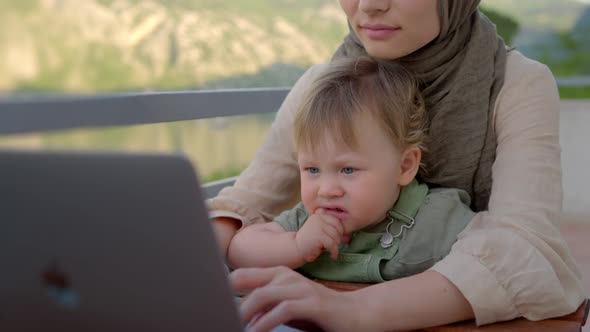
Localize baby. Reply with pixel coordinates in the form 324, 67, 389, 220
227, 56, 474, 283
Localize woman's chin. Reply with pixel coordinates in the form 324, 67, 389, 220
363, 45, 407, 60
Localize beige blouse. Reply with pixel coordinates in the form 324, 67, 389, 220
207, 50, 586, 325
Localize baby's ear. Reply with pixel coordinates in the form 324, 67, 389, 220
399, 146, 421, 186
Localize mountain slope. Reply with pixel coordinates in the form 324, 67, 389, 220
0, 0, 347, 92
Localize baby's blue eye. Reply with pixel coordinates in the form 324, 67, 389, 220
307, 167, 319, 174
341, 167, 355, 174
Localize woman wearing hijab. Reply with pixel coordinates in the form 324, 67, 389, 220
208, 1, 586, 330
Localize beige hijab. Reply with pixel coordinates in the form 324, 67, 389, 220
333, 0, 508, 211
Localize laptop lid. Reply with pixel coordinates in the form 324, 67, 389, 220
0, 149, 243, 331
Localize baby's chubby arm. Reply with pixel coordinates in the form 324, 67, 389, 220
227, 209, 348, 269
227, 222, 306, 269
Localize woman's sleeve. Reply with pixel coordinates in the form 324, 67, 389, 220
207, 64, 326, 227
431, 51, 586, 325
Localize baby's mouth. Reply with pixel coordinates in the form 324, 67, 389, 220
322, 207, 348, 221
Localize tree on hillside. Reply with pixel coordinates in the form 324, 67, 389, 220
480, 7, 519, 45
535, 6, 590, 76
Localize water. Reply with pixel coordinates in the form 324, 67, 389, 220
0, 114, 275, 183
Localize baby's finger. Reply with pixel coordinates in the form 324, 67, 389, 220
328, 243, 339, 260
322, 217, 345, 239
320, 234, 340, 260
320, 222, 342, 246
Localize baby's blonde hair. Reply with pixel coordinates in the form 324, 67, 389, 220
294, 56, 427, 155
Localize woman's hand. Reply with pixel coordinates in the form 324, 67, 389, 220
295, 208, 348, 261
230, 266, 362, 332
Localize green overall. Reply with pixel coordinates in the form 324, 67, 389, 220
274, 180, 475, 283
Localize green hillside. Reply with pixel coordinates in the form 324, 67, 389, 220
480, 0, 586, 31
0, 0, 576, 94
480, 7, 518, 45
0, 0, 347, 92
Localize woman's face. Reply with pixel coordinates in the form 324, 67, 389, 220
338, 0, 441, 59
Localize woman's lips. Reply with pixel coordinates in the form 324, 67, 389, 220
360, 24, 401, 40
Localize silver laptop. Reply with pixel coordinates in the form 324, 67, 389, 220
0, 149, 245, 331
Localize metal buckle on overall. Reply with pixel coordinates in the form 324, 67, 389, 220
379, 209, 416, 248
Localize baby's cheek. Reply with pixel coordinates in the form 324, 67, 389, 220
300, 185, 314, 205
364, 198, 393, 223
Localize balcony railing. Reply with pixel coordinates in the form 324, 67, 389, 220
0, 82, 588, 204
0, 88, 289, 198
556, 76, 590, 87
2, 75, 587, 135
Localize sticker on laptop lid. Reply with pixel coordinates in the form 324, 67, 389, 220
42, 261, 80, 310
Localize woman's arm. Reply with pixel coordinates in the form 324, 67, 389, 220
231, 267, 473, 332
430, 51, 585, 324
355, 271, 474, 330
228, 222, 305, 268
230, 52, 586, 332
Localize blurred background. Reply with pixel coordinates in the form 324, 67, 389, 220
0, 0, 589, 182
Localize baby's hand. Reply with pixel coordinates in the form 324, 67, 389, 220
295, 208, 349, 262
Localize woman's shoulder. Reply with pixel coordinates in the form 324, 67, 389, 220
506, 49, 550, 72
287, 63, 331, 96
275, 63, 332, 119
302, 63, 331, 79
502, 50, 556, 93
491, 49, 561, 160
301, 63, 332, 84
494, 50, 559, 119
